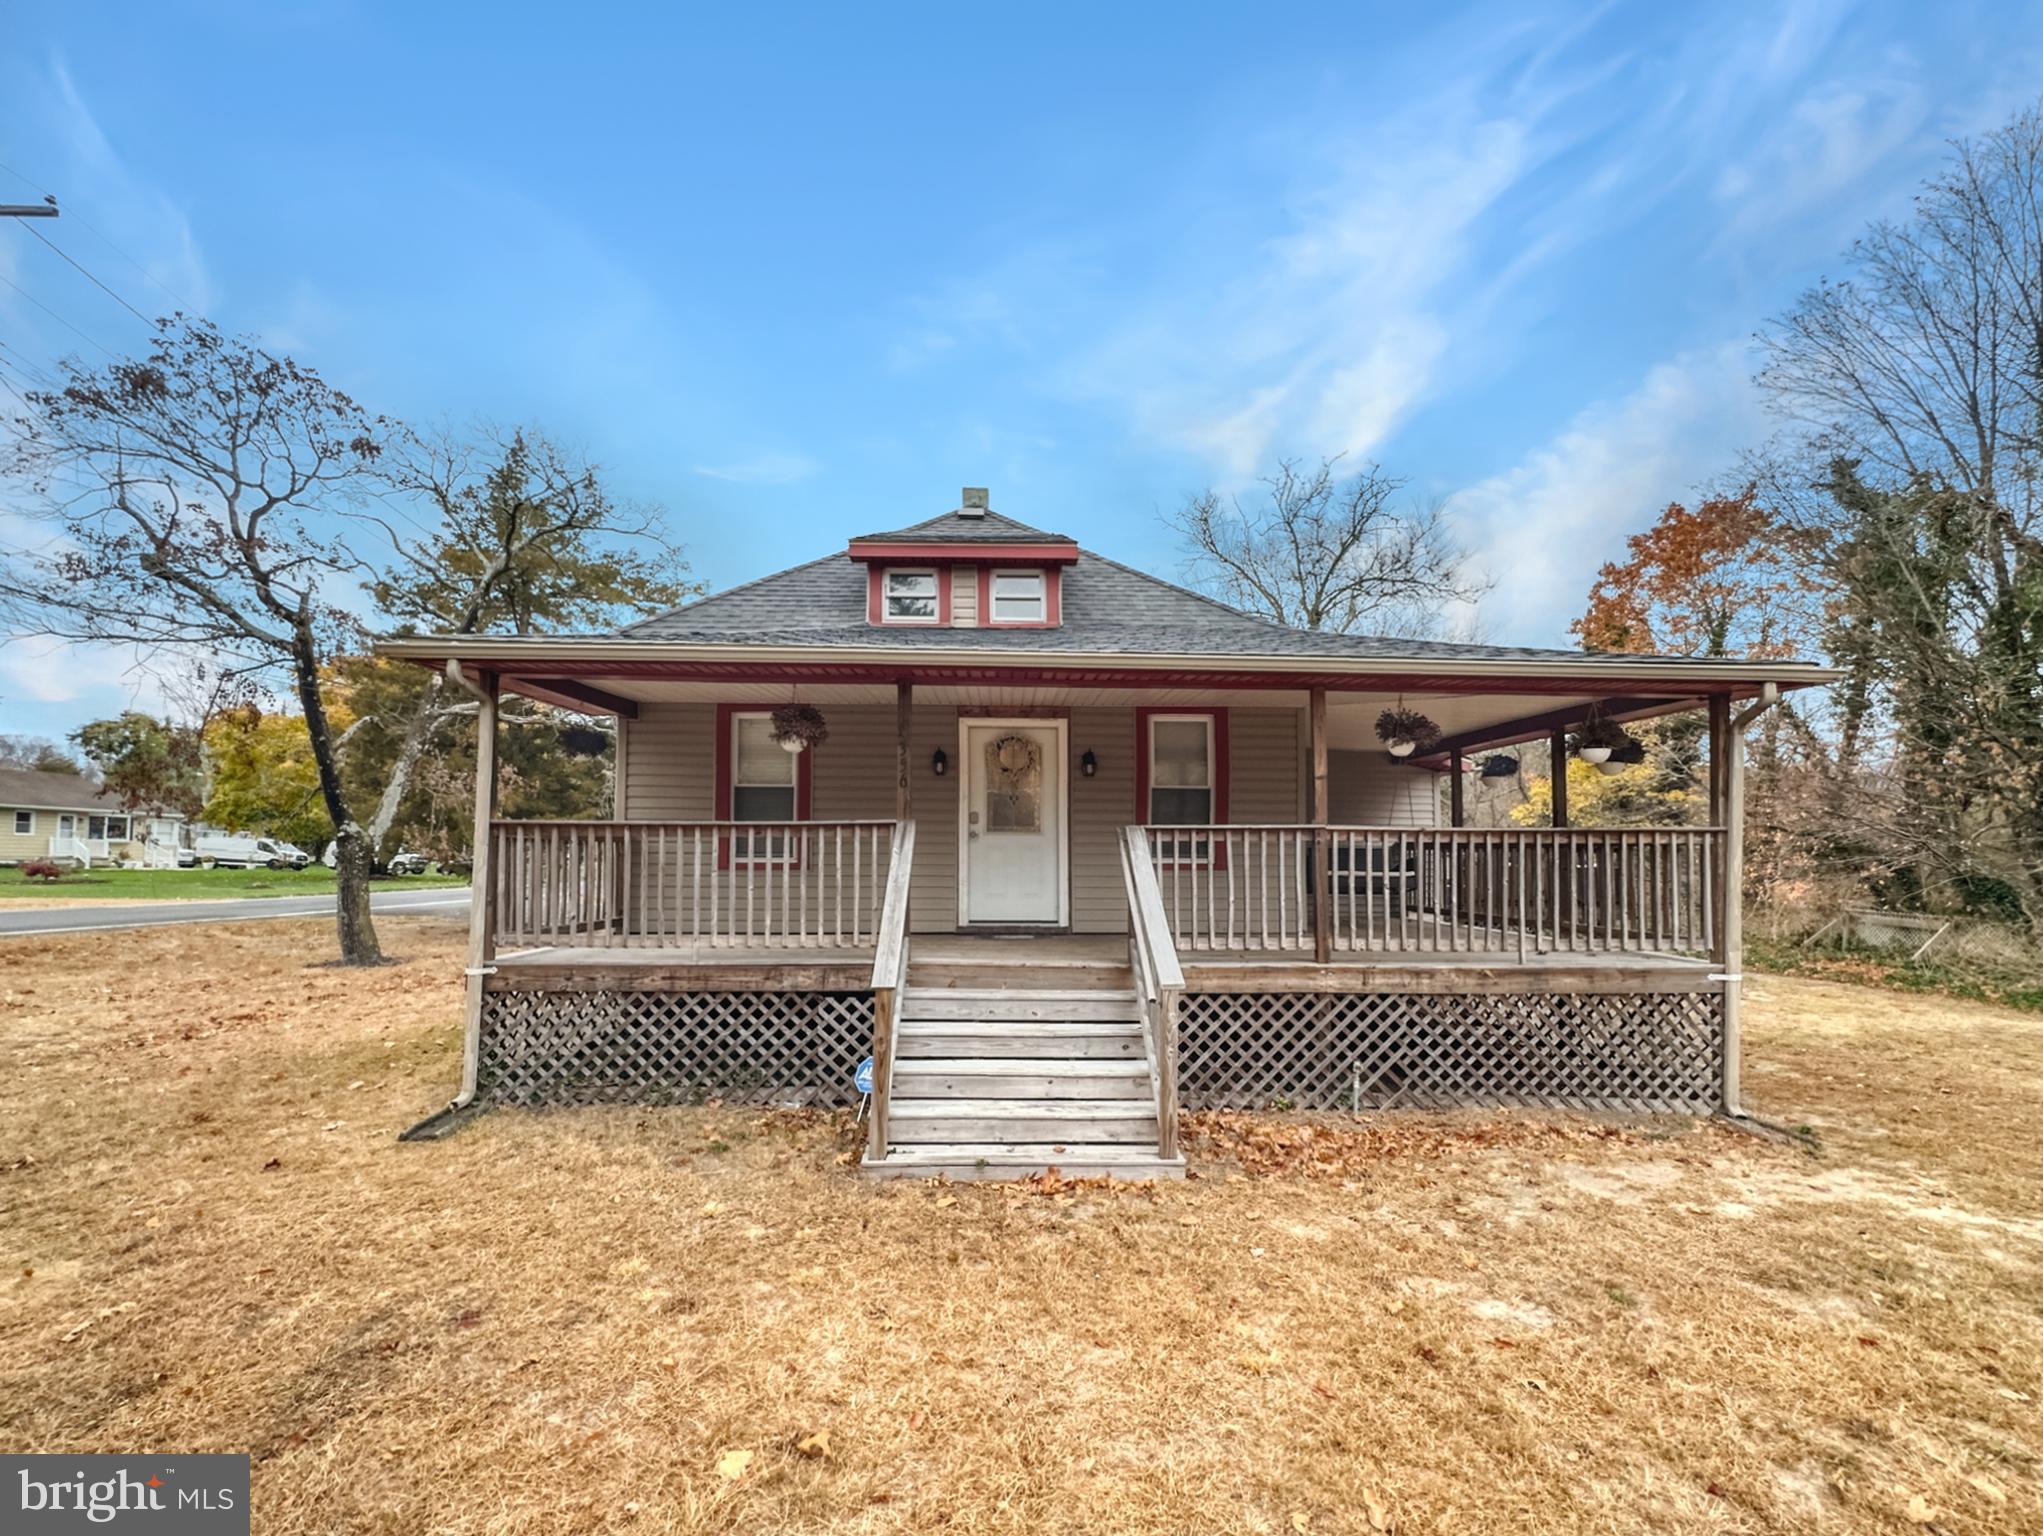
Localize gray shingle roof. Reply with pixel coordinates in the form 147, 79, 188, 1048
0, 766, 162, 815
620, 544, 1641, 662
849, 509, 1077, 545
613, 524, 1824, 672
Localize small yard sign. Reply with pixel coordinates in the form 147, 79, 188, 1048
855, 1056, 874, 1096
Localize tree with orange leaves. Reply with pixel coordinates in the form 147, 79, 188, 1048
1572, 490, 1820, 659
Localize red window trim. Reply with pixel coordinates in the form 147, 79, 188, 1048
1135, 707, 1229, 866
714, 703, 814, 868
868, 565, 954, 626
977, 565, 1060, 628
847, 540, 1078, 565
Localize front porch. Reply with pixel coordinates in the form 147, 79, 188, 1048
418, 662, 1775, 1176
465, 813, 1733, 1175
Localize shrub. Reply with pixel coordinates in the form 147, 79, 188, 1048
21, 858, 65, 881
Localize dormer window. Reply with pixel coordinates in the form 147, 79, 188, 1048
883, 569, 940, 623
990, 570, 1045, 623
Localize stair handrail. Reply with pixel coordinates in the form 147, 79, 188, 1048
866, 819, 917, 1162
1119, 824, 1184, 1159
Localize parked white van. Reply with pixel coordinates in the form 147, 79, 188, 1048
194, 833, 295, 869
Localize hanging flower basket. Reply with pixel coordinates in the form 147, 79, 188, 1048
770, 703, 829, 754
1595, 736, 1648, 776
1570, 707, 1631, 765
1375, 706, 1441, 759
1479, 753, 1519, 779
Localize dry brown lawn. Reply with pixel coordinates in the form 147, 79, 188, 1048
2, 918, 2038, 1535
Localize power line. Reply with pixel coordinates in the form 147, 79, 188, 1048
0, 272, 116, 357
0, 158, 194, 310
14, 220, 154, 324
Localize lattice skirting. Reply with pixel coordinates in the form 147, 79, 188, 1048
1178, 990, 1724, 1114
478, 990, 872, 1107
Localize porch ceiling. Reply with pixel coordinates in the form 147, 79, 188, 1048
514, 675, 1700, 753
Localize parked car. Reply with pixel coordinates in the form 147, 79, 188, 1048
194, 833, 294, 870
272, 841, 313, 869
384, 850, 433, 877
175, 846, 199, 868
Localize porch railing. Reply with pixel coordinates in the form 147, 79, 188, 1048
1119, 825, 1183, 1159
490, 819, 900, 948
865, 820, 916, 1161
1143, 824, 1723, 959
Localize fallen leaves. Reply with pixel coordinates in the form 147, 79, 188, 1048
1363, 1488, 1393, 1531
716, 1449, 753, 1481
795, 1430, 830, 1459
1183, 1110, 1635, 1180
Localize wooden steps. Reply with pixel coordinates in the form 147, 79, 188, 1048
866, 1144, 1187, 1182
863, 971, 1180, 1181
896, 1021, 1144, 1060
892, 1058, 1150, 1099
889, 1098, 1160, 1143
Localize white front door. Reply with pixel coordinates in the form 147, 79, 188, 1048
960, 720, 1065, 924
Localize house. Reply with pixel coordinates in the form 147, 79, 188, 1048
380, 488, 1834, 1177
0, 766, 187, 869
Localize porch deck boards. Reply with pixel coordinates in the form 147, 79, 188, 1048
488, 932, 1717, 994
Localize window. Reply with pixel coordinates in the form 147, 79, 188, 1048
730, 712, 797, 860
1141, 711, 1225, 863
1148, 717, 1213, 825
884, 569, 939, 623
86, 814, 130, 842
983, 733, 1043, 833
990, 570, 1045, 623
12, 811, 31, 836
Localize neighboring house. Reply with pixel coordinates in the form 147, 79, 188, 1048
0, 767, 187, 869
382, 489, 1834, 1177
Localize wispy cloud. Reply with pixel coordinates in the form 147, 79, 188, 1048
1060, 108, 1540, 478
1444, 343, 1769, 644
691, 450, 821, 484
0, 636, 84, 704
1710, 75, 1931, 241
43, 58, 215, 316
883, 24, 1695, 482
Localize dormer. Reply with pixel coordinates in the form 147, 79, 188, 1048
848, 488, 1078, 629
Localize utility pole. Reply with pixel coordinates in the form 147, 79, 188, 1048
0, 196, 58, 219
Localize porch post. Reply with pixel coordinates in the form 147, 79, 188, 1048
1310, 686, 1330, 964
1548, 725, 1570, 945
1707, 693, 1729, 826
1449, 750, 1465, 827
459, 669, 501, 1104
895, 679, 913, 822
1720, 714, 1746, 1115
1548, 726, 1569, 828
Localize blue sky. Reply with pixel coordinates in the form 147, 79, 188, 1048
3, 0, 2041, 740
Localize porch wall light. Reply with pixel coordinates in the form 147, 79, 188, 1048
1081, 749, 1098, 778
931, 748, 948, 777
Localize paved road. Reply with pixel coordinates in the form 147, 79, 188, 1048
0, 886, 472, 937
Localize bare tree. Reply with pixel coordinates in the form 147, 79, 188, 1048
350, 425, 693, 860
1165, 457, 1485, 634
0, 316, 391, 962
1756, 101, 2043, 928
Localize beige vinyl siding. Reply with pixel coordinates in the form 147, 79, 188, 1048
1068, 707, 1133, 932
1328, 749, 1439, 827
613, 702, 1316, 937
950, 568, 977, 626
0, 809, 49, 863
618, 702, 960, 934
620, 705, 715, 819
1226, 708, 1302, 825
